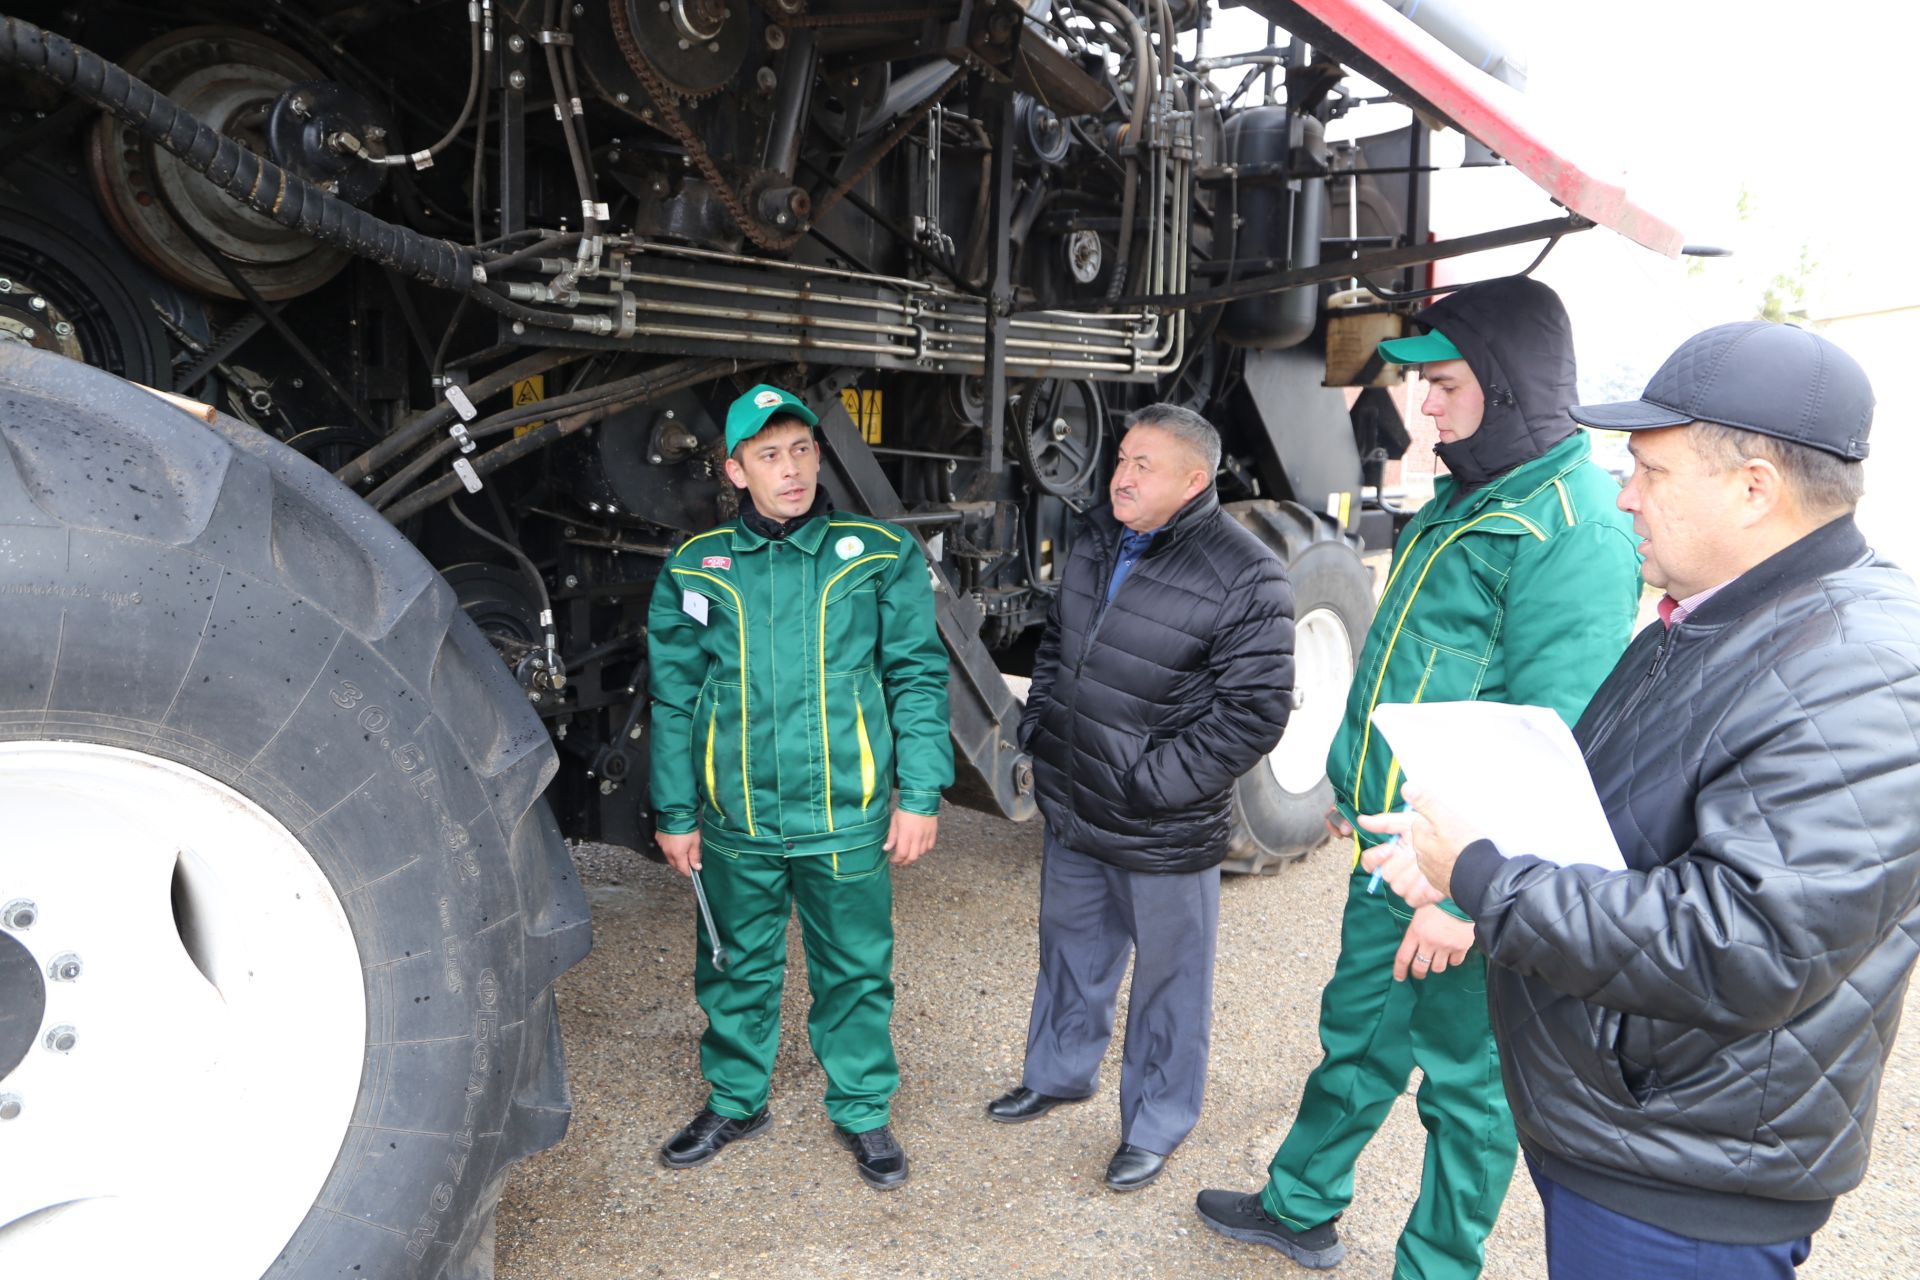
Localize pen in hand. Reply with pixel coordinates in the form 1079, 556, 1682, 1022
1366, 802, 1414, 894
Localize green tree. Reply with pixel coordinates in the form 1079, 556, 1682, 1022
1756, 242, 1817, 323
1711, 187, 1816, 323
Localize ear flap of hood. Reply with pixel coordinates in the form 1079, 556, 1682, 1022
1417, 277, 1579, 491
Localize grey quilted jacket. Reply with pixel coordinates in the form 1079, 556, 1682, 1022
1450, 515, 1920, 1244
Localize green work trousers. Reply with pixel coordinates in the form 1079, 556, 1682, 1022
694, 841, 897, 1133
1262, 870, 1517, 1280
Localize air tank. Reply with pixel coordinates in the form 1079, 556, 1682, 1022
1220, 108, 1327, 351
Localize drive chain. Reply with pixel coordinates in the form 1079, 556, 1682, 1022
608, 0, 964, 252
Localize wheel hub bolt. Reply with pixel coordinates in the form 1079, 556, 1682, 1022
28, 295, 46, 311
0, 1094, 21, 1121
48, 952, 82, 982
53, 321, 73, 337
2, 899, 35, 930
44, 1025, 76, 1054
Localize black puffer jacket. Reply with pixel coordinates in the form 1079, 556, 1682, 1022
1018, 489, 1294, 873
1450, 516, 1920, 1244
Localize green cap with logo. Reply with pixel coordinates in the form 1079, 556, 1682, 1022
1377, 327, 1464, 365
725, 383, 819, 453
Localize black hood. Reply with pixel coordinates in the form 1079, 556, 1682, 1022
1416, 276, 1578, 494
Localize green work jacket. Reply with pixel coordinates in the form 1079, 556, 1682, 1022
648, 510, 953, 857
1328, 433, 1642, 885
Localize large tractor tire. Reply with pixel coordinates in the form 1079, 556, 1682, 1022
1221, 499, 1374, 875
0, 345, 590, 1278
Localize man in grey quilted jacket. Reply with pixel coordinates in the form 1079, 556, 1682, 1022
1362, 321, 1920, 1280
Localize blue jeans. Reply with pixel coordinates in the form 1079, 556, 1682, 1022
1528, 1158, 1813, 1280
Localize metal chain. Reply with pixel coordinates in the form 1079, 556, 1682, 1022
608, 0, 964, 252
608, 0, 792, 250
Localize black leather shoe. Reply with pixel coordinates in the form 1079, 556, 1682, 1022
835, 1123, 909, 1189
659, 1106, 771, 1169
985, 1085, 1094, 1124
1104, 1142, 1167, 1192
1194, 1189, 1345, 1269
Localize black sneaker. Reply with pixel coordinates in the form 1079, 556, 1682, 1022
1194, 1189, 1345, 1269
835, 1123, 909, 1189
659, 1106, 772, 1169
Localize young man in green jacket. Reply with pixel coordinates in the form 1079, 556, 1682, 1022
647, 383, 952, 1189
1196, 277, 1643, 1277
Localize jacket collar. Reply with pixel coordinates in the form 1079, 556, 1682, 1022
1086, 486, 1221, 557
730, 508, 832, 555
729, 488, 833, 554
1428, 432, 1592, 525
1681, 514, 1869, 631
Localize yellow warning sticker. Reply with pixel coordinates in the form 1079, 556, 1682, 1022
512, 374, 545, 436
840, 387, 882, 444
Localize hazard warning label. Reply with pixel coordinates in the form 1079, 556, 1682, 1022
512, 374, 545, 435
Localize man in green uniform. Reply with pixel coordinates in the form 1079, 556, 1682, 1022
1195, 277, 1643, 1276
647, 383, 952, 1189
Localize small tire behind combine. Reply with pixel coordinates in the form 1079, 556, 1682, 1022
1221, 499, 1374, 875
0, 345, 590, 1279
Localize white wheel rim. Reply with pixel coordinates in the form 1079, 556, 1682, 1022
1266, 606, 1355, 795
0, 742, 364, 1277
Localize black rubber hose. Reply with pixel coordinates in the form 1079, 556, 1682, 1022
542, 0, 599, 243
381, 358, 758, 524
366, 357, 705, 509
0, 16, 476, 290
332, 348, 583, 488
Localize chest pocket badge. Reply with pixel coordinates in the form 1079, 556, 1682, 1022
835, 535, 864, 560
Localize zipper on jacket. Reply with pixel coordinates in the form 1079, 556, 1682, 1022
672, 567, 755, 835
819, 552, 896, 831
1062, 534, 1122, 798
1379, 647, 1441, 813
1581, 624, 1679, 764
1350, 511, 1546, 816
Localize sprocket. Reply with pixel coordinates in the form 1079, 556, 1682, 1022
608, 0, 753, 100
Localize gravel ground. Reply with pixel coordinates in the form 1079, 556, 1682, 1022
496, 809, 1920, 1279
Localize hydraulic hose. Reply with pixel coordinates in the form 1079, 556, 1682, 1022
332, 348, 583, 489
381, 358, 759, 524
362, 0, 489, 168
366, 352, 754, 510
1075, 0, 1150, 299
0, 15, 476, 290
542, 0, 600, 244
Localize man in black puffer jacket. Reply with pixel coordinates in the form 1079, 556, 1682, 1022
1363, 322, 1920, 1280
985, 403, 1294, 1193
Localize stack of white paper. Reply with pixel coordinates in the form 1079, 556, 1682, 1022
1368, 701, 1626, 871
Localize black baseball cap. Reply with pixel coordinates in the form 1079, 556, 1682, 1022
1569, 321, 1873, 460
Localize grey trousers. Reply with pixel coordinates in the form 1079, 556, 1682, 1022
1019, 831, 1221, 1155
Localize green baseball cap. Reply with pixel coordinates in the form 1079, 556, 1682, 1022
724, 383, 819, 453
1377, 328, 1464, 365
